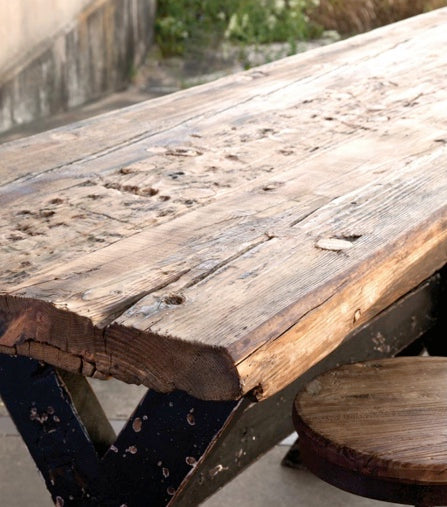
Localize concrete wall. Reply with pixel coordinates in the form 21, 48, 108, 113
0, 0, 91, 75
0, 0, 156, 134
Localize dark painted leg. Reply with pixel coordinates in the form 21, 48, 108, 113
281, 438, 305, 469
0, 355, 103, 505
424, 265, 447, 356
0, 355, 242, 506
101, 389, 242, 506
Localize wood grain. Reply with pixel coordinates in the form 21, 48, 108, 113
1, 9, 447, 399
293, 357, 447, 484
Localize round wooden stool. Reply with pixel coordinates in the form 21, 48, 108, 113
293, 357, 447, 507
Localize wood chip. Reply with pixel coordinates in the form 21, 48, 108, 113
315, 238, 354, 251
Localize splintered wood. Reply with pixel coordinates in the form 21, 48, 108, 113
1, 9, 447, 400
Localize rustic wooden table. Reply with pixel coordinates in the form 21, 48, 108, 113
1, 8, 447, 506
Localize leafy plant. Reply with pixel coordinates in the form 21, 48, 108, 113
225, 0, 321, 44
155, 0, 323, 57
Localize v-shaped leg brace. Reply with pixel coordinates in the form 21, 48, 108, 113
0, 355, 241, 506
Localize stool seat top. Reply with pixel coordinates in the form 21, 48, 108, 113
293, 357, 447, 484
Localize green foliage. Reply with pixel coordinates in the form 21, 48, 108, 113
225, 0, 321, 44
155, 1, 234, 56
155, 0, 323, 57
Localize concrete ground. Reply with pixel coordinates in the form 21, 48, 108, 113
0, 433, 405, 507
0, 378, 403, 507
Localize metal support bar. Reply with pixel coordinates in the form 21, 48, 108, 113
423, 268, 447, 356
0, 356, 103, 505
57, 369, 116, 456
101, 390, 242, 506
281, 439, 304, 470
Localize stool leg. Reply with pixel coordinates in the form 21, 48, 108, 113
282, 437, 307, 469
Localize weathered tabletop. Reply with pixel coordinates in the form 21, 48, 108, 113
1, 9, 447, 402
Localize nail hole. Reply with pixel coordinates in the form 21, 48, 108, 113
141, 187, 159, 196
163, 294, 185, 305
119, 167, 135, 174
79, 180, 96, 187
122, 185, 140, 194
39, 209, 55, 218
168, 171, 185, 180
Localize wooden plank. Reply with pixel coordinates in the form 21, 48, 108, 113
1, 8, 441, 184
1, 10, 447, 400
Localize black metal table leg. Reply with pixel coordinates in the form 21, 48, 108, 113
0, 355, 241, 506
0, 356, 103, 505
101, 390, 241, 506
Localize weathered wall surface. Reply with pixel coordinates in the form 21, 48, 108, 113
0, 0, 91, 75
0, 0, 156, 134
